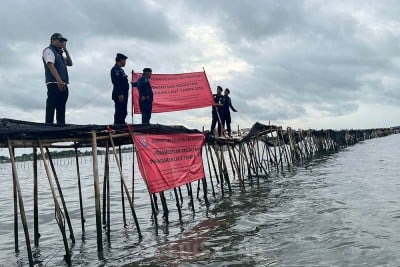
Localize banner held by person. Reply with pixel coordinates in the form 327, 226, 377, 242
133, 133, 205, 194
132, 71, 213, 114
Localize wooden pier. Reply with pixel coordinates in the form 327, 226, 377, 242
0, 118, 397, 266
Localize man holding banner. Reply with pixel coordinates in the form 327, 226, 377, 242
136, 68, 153, 124
210, 86, 224, 136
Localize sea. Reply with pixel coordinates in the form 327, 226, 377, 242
0, 133, 399, 266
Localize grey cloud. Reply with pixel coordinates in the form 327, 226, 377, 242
1, 0, 400, 129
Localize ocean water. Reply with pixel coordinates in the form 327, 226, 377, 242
0, 133, 400, 266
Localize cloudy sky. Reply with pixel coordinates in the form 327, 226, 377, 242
1, 0, 400, 131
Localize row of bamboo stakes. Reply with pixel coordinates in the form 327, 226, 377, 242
5, 126, 398, 266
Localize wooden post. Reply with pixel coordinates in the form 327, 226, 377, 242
131, 143, 135, 204
12, 147, 19, 253
106, 145, 111, 239
102, 142, 110, 239
159, 191, 169, 224
38, 141, 71, 263
174, 188, 183, 223
187, 183, 195, 214
8, 138, 34, 267
119, 145, 127, 227
91, 130, 103, 252
45, 147, 75, 243
207, 144, 220, 184
74, 145, 85, 236
204, 144, 216, 197
33, 147, 39, 247
108, 132, 142, 238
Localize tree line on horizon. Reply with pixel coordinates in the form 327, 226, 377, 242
0, 147, 133, 163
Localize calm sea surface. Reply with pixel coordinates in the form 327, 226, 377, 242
1, 133, 400, 266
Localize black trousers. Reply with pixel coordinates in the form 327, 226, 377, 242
210, 111, 223, 136
222, 113, 232, 135
45, 83, 69, 124
113, 96, 128, 124
140, 102, 152, 124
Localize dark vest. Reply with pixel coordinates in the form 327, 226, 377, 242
43, 45, 69, 83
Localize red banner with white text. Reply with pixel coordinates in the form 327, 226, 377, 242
133, 133, 205, 194
132, 71, 213, 114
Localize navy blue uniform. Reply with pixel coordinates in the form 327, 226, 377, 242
210, 93, 223, 136
111, 64, 129, 124
221, 96, 237, 136
136, 75, 153, 124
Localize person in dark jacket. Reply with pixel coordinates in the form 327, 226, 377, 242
111, 53, 129, 124
221, 88, 238, 137
210, 86, 224, 136
42, 33, 73, 124
136, 68, 153, 124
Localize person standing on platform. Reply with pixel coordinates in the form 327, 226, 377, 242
42, 33, 73, 124
221, 88, 238, 137
136, 68, 153, 124
111, 53, 129, 124
210, 86, 224, 136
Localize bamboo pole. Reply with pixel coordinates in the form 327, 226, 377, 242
186, 183, 195, 213
102, 142, 110, 239
73, 145, 85, 236
207, 144, 220, 184
119, 145, 127, 227
204, 143, 216, 197
212, 145, 225, 195
33, 147, 39, 247
227, 145, 244, 189
102, 146, 107, 226
219, 146, 232, 192
108, 132, 142, 238
91, 130, 103, 252
8, 140, 33, 267
38, 141, 71, 263
174, 188, 183, 223
106, 146, 111, 239
45, 147, 75, 243
133, 135, 158, 227
12, 147, 18, 253
125, 124, 136, 203
160, 191, 169, 224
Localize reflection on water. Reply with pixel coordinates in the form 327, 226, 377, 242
1, 134, 400, 266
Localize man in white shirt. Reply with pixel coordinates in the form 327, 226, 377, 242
42, 33, 73, 124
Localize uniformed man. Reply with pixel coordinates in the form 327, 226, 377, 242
221, 88, 238, 137
136, 68, 153, 124
210, 86, 224, 136
111, 53, 129, 124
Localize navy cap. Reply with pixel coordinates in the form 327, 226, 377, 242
143, 67, 152, 72
50, 33, 67, 41
116, 53, 128, 61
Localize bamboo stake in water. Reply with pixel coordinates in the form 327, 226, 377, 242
119, 145, 127, 227
108, 132, 142, 238
33, 147, 39, 247
46, 147, 75, 243
8, 139, 33, 267
39, 141, 71, 263
91, 130, 103, 252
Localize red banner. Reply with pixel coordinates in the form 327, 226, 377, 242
133, 133, 205, 194
132, 71, 213, 114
